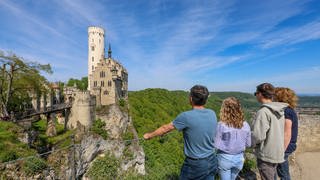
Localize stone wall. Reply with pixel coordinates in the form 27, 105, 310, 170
295, 114, 320, 153
67, 91, 96, 130
289, 114, 320, 179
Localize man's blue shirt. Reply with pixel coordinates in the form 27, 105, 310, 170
173, 108, 217, 158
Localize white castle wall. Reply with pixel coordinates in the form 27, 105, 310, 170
88, 26, 105, 90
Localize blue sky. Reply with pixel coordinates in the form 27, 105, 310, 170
0, 0, 319, 93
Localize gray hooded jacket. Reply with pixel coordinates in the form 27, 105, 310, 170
252, 102, 288, 163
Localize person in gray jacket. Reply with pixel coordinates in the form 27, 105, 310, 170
252, 83, 288, 180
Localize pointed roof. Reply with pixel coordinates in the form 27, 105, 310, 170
108, 43, 112, 58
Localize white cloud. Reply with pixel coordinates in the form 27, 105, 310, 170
260, 21, 320, 48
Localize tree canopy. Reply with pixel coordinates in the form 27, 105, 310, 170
0, 51, 52, 117
66, 77, 88, 90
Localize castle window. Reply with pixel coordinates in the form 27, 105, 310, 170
100, 71, 105, 78
94, 81, 97, 87
99, 71, 106, 78
92, 65, 94, 70
92, 57, 94, 62
104, 90, 109, 95
101, 81, 104, 87
91, 46, 95, 51
108, 81, 112, 87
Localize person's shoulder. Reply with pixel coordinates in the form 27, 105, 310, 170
204, 108, 216, 114
285, 107, 296, 114
257, 107, 269, 114
284, 107, 298, 119
243, 121, 251, 130
217, 121, 225, 126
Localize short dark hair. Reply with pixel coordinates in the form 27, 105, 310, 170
190, 85, 209, 106
255, 83, 275, 99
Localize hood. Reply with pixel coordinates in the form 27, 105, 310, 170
261, 102, 288, 119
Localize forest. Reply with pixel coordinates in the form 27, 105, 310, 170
128, 89, 255, 179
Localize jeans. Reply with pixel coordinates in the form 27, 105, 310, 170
276, 153, 291, 180
217, 153, 244, 180
180, 153, 218, 180
257, 159, 277, 180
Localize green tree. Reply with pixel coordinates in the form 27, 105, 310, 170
0, 51, 52, 117
66, 76, 88, 90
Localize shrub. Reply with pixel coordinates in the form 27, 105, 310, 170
123, 129, 134, 146
0, 150, 18, 162
87, 154, 120, 178
22, 157, 47, 175
119, 98, 126, 107
90, 119, 108, 139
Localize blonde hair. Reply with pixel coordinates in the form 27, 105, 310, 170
220, 97, 244, 129
275, 87, 298, 108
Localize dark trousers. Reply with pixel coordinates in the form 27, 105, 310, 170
257, 159, 277, 180
180, 154, 218, 180
276, 153, 291, 180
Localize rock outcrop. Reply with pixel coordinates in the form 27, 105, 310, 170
49, 104, 145, 179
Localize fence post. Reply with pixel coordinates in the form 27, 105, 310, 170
70, 135, 76, 180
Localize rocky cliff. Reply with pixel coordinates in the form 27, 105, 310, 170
48, 104, 145, 179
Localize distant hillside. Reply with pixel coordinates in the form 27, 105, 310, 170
214, 92, 320, 109
298, 96, 320, 107
213, 92, 259, 111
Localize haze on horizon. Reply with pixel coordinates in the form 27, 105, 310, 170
0, 0, 319, 94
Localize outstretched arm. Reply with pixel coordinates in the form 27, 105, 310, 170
143, 122, 175, 140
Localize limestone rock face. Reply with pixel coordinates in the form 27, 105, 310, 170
0, 162, 56, 180
96, 105, 128, 139
79, 104, 145, 178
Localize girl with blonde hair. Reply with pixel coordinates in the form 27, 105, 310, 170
275, 87, 299, 180
214, 97, 251, 180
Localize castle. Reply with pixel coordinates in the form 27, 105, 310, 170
88, 26, 128, 106
27, 26, 127, 130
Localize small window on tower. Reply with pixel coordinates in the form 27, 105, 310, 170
99, 39, 101, 44
92, 66, 94, 70
91, 46, 95, 51
92, 57, 94, 62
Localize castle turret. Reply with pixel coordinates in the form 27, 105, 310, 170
108, 43, 112, 59
88, 26, 105, 90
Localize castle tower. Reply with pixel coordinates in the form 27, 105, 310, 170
88, 26, 105, 90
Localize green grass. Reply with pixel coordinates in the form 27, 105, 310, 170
31, 119, 74, 148
0, 121, 36, 163
87, 153, 120, 178
22, 156, 48, 175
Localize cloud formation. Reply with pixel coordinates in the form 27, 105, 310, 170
0, 0, 319, 93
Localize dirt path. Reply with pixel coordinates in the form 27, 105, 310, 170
294, 152, 320, 180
